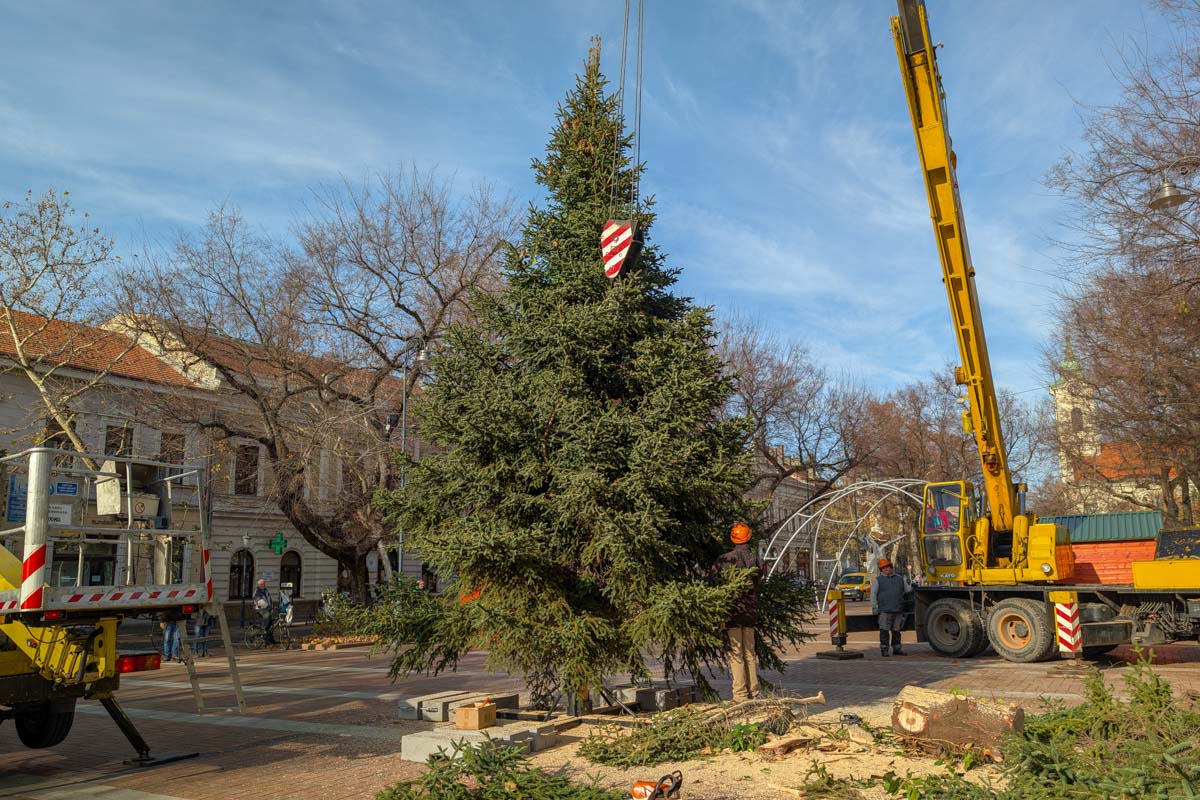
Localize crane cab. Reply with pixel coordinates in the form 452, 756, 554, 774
921, 481, 972, 584
920, 480, 1073, 585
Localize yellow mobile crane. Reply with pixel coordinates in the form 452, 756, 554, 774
890, 0, 1200, 662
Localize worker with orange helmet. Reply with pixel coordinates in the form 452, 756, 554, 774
719, 522, 759, 701
872, 557, 908, 656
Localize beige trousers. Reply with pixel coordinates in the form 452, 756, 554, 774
726, 626, 759, 702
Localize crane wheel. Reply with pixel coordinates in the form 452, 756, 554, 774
924, 598, 986, 659
14, 700, 76, 749
987, 598, 1057, 663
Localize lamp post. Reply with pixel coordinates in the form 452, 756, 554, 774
1148, 155, 1200, 211
382, 339, 429, 583
239, 532, 251, 628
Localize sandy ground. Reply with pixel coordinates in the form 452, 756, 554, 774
528, 700, 1004, 800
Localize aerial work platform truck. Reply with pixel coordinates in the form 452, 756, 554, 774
0, 446, 211, 763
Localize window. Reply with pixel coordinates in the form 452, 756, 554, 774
923, 484, 963, 535
159, 432, 185, 465
280, 551, 302, 597
234, 445, 260, 496
228, 549, 254, 599
1070, 407, 1084, 433
105, 424, 133, 457
924, 534, 963, 567
42, 418, 77, 467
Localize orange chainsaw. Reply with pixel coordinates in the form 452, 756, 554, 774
630, 770, 682, 800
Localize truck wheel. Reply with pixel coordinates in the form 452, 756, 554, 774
15, 701, 75, 748
987, 598, 1057, 663
924, 599, 985, 658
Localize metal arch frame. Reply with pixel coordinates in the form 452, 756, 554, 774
761, 478, 927, 599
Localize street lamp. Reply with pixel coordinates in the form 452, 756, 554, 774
382, 339, 429, 582
240, 533, 251, 628
1148, 155, 1200, 211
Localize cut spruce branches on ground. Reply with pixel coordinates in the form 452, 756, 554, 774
579, 695, 824, 768
376, 739, 624, 800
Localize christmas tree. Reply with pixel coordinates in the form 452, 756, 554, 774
380, 41, 811, 705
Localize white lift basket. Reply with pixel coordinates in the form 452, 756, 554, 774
0, 447, 212, 619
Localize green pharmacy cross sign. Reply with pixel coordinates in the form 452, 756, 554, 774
269, 532, 288, 555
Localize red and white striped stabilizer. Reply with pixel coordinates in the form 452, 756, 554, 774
827, 597, 840, 641
203, 548, 213, 602
0, 596, 20, 612
19, 544, 47, 610
1055, 601, 1082, 654
58, 586, 200, 606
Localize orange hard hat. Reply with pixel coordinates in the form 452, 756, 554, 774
730, 522, 752, 544
878, 558, 892, 569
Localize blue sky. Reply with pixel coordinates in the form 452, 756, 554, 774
0, 1, 1175, 396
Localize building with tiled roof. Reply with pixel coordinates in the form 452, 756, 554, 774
0, 308, 191, 387
1049, 342, 1195, 515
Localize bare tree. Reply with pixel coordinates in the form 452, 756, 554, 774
0, 189, 133, 464
1045, 2, 1200, 523
117, 170, 517, 601
718, 314, 872, 508
1045, 273, 1199, 522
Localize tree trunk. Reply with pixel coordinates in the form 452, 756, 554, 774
340, 552, 371, 604
892, 685, 1024, 755
1160, 468, 1180, 523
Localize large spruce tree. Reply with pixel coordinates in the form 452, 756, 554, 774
379, 42, 810, 704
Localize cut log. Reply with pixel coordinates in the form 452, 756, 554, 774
891, 685, 1023, 755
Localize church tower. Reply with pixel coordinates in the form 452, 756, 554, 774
1048, 335, 1099, 483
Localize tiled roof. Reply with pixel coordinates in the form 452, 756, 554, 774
1072, 441, 1170, 483
1042, 510, 1163, 543
0, 309, 192, 387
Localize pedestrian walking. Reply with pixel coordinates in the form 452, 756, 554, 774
161, 617, 181, 662
192, 607, 212, 657
719, 522, 760, 702
872, 558, 909, 656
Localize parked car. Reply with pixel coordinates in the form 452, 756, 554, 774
836, 571, 872, 601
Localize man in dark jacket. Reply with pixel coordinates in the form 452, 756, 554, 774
872, 558, 908, 656
719, 522, 759, 701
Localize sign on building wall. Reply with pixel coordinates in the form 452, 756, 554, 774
6, 475, 80, 524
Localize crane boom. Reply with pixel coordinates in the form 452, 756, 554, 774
891, 0, 1015, 533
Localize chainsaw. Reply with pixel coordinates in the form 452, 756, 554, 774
629, 770, 683, 800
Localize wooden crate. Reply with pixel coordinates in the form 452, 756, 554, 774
455, 701, 497, 730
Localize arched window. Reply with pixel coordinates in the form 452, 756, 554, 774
280, 551, 302, 597
1070, 407, 1084, 433
229, 549, 254, 599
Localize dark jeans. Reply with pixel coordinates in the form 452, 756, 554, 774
878, 611, 905, 652
193, 623, 210, 656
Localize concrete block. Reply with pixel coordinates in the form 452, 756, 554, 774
522, 721, 561, 751
399, 723, 538, 763
398, 690, 474, 720
445, 692, 520, 716
420, 692, 479, 722
652, 688, 680, 711
608, 682, 696, 711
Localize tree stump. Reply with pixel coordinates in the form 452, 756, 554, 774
891, 685, 1023, 755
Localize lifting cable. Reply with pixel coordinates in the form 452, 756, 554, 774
601, 0, 645, 280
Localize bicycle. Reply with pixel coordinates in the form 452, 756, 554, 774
243, 616, 292, 650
